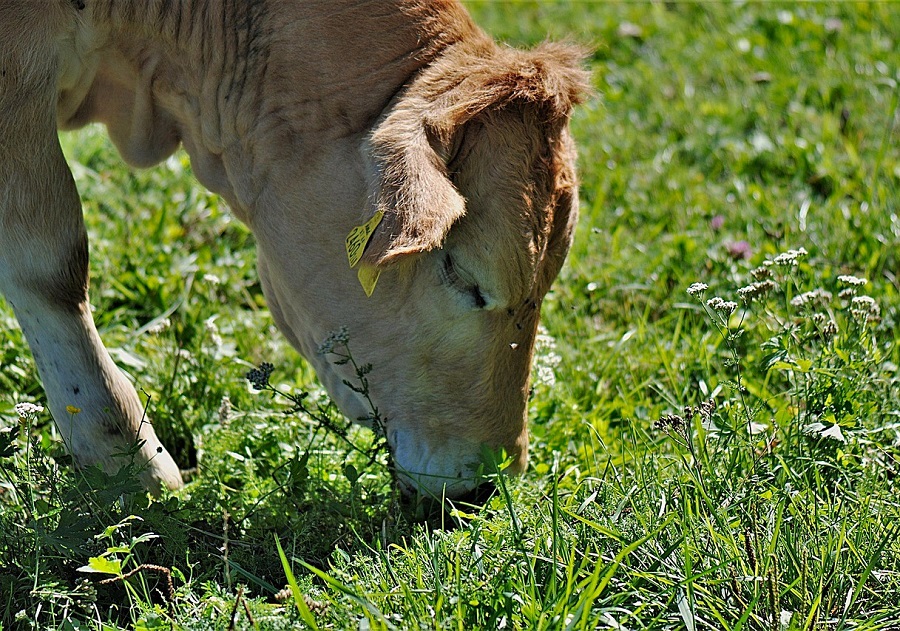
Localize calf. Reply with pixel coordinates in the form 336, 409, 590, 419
0, 0, 588, 497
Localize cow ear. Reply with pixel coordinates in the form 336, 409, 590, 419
360, 41, 590, 267
359, 100, 467, 267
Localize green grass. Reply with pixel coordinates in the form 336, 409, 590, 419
3, 2, 900, 629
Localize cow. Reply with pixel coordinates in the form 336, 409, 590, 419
0, 0, 588, 498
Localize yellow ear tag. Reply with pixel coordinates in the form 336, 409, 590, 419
357, 264, 382, 297
346, 210, 384, 268
346, 211, 384, 296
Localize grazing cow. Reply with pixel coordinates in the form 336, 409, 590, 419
0, 0, 588, 498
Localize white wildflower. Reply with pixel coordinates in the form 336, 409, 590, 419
837, 275, 867, 287
790, 289, 832, 309
771, 247, 808, 267
706, 296, 737, 314
850, 295, 880, 321
687, 282, 708, 296
737, 280, 777, 301
205, 317, 223, 348
532, 325, 561, 389
146, 317, 171, 335
14, 402, 44, 418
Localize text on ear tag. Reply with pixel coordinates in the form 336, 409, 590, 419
346, 210, 384, 268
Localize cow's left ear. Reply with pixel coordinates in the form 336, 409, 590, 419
360, 41, 591, 267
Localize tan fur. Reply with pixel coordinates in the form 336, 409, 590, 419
0, 0, 588, 497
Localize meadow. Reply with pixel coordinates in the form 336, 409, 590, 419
2, 1, 900, 629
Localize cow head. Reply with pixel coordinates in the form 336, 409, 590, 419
257, 42, 589, 498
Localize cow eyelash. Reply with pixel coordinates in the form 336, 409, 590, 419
442, 254, 487, 309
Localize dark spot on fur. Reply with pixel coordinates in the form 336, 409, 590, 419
73, 386, 80, 395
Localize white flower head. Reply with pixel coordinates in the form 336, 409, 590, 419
837, 275, 867, 287
706, 296, 737, 315
687, 282, 708, 296
771, 247, 808, 267
14, 402, 44, 419
146, 317, 171, 335
738, 280, 777, 301
790, 289, 832, 309
532, 325, 561, 389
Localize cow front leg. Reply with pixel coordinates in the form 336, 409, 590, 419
0, 99, 182, 495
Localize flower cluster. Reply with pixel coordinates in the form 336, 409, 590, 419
771, 247, 808, 266
654, 399, 717, 434
837, 275, 867, 287
14, 402, 44, 419
146, 317, 171, 335
790, 288, 832, 310
687, 282, 708, 296
317, 326, 350, 356
246, 362, 274, 390
654, 413, 686, 433
707, 296, 738, 315
850, 295, 880, 322
737, 280, 777, 301
532, 325, 562, 389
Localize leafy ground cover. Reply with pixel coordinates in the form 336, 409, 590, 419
3, 2, 900, 629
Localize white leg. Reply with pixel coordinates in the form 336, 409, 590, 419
0, 29, 182, 493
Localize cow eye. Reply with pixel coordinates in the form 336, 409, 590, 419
470, 285, 487, 309
441, 254, 488, 310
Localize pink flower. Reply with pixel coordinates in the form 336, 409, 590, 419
727, 240, 752, 260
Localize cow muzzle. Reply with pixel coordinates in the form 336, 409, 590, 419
387, 425, 523, 499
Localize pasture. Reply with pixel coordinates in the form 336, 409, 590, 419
3, 1, 900, 628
